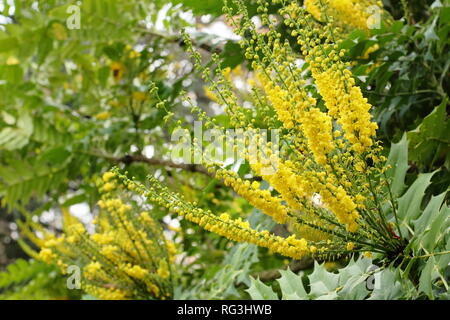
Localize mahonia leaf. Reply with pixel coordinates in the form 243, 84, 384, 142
385, 134, 409, 197
176, 242, 259, 299
397, 171, 436, 235
418, 256, 439, 299
276, 268, 308, 300
367, 269, 404, 300
417, 199, 449, 252
245, 257, 422, 300
308, 261, 339, 299
412, 192, 447, 235
337, 258, 372, 300
246, 277, 279, 300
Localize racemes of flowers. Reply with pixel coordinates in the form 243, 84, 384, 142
33, 172, 176, 300
114, 0, 409, 264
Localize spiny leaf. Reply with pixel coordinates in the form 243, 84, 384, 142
276, 268, 308, 300
418, 256, 438, 299
337, 258, 372, 300
368, 269, 404, 300
246, 277, 279, 300
408, 98, 450, 169
308, 261, 339, 299
397, 171, 436, 235
412, 192, 447, 235
385, 133, 409, 197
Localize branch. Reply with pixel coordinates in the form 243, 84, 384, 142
120, 154, 213, 177
83, 150, 214, 177
253, 257, 314, 282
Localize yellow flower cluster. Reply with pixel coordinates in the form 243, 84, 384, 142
284, 2, 378, 154
256, 61, 335, 165
122, 264, 148, 280
217, 168, 288, 224
186, 211, 311, 260
84, 285, 129, 300
305, 0, 384, 31
33, 172, 175, 300
187, 0, 398, 258
118, 0, 402, 264
84, 262, 102, 280
116, 171, 312, 260
304, 0, 322, 21
311, 66, 378, 154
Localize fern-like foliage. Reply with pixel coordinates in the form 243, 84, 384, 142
0, 259, 80, 300
0, 159, 69, 210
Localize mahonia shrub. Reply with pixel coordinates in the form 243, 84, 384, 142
111, 0, 416, 265
25, 0, 448, 300
31, 172, 176, 300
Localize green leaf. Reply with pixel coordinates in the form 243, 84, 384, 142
418, 256, 438, 299
412, 192, 446, 233
0, 159, 69, 209
0, 37, 18, 52
418, 203, 449, 252
397, 171, 436, 234
408, 98, 450, 169
246, 277, 279, 300
0, 112, 33, 150
337, 258, 372, 300
424, 16, 440, 42
174, 0, 226, 16
368, 269, 404, 300
276, 268, 308, 300
221, 41, 244, 69
308, 262, 339, 299
385, 134, 409, 197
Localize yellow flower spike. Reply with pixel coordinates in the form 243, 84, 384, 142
124, 265, 148, 280
157, 261, 170, 279
304, 0, 322, 21
84, 262, 102, 279
102, 182, 115, 192
91, 232, 114, 245
27, 175, 174, 300
102, 171, 116, 182
39, 248, 56, 264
